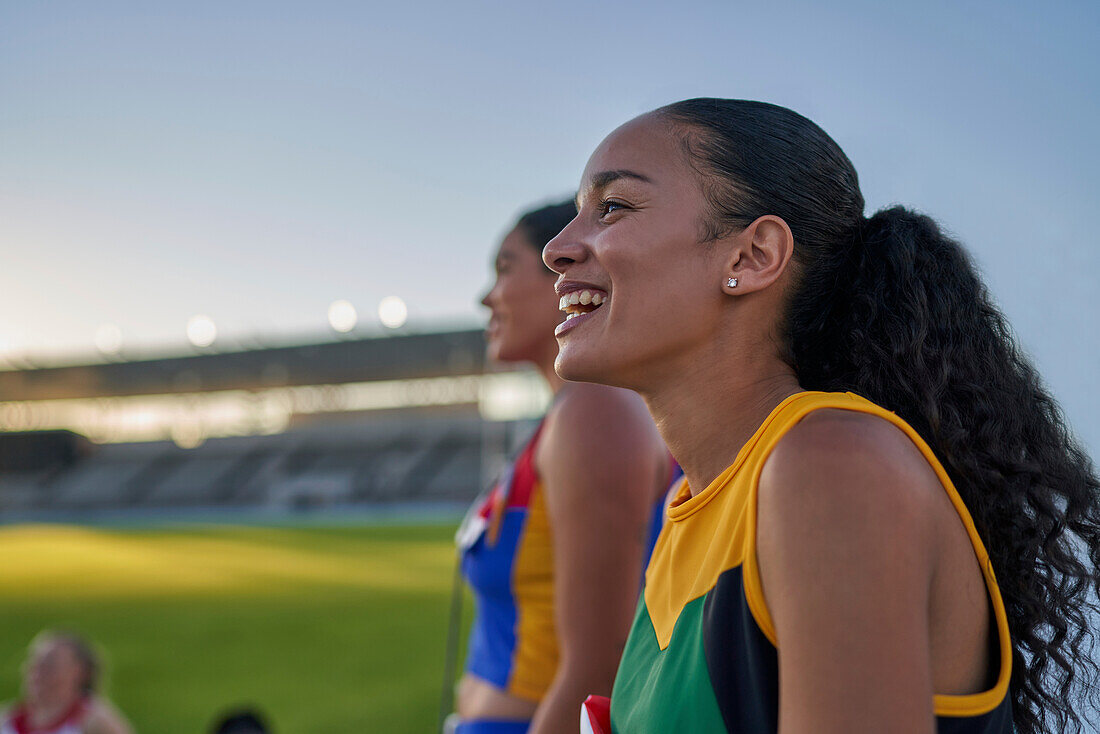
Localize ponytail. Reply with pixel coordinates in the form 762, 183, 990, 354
660, 98, 1100, 733
790, 206, 1100, 733
787, 206, 992, 459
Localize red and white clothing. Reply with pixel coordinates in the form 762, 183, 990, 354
2, 697, 91, 734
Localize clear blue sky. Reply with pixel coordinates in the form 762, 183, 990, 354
1, 0, 1097, 455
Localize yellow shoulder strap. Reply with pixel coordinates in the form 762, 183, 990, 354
740, 391, 1012, 716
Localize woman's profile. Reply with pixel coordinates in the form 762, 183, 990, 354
451, 200, 672, 734
544, 99, 1099, 733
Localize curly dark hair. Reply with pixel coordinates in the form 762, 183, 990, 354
659, 97, 1100, 733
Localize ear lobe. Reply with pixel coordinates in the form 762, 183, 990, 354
722, 215, 795, 294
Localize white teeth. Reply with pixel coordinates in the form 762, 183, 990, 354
558, 290, 608, 312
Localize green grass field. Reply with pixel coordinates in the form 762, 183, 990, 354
0, 521, 470, 734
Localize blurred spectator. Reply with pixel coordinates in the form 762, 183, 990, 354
1, 631, 132, 734
452, 200, 672, 734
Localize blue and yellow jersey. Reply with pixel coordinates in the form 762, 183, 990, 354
611, 391, 1014, 733
459, 423, 676, 703
461, 422, 558, 701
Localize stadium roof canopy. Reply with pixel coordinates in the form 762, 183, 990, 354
0, 329, 487, 401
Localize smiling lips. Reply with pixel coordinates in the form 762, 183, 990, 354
558, 289, 607, 321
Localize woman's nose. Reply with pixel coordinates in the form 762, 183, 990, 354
543, 221, 587, 274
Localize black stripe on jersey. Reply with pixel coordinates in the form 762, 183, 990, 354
701, 566, 1014, 734
937, 702, 1015, 734
701, 565, 780, 734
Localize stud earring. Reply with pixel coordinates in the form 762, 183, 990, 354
726, 278, 738, 288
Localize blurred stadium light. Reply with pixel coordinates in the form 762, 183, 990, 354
378, 296, 408, 329
328, 300, 358, 333
94, 323, 123, 356
186, 315, 217, 348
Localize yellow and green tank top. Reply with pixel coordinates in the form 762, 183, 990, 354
611, 391, 1014, 733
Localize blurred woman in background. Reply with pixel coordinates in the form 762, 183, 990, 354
544, 99, 1100, 733
2, 631, 132, 734
452, 200, 672, 734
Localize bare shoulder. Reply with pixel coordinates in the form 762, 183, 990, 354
548, 383, 653, 428
763, 408, 943, 514
83, 697, 134, 734
541, 383, 659, 461
537, 383, 662, 511
758, 408, 943, 568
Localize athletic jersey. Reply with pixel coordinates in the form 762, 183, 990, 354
459, 421, 674, 702
460, 421, 558, 700
611, 391, 1014, 734
644, 464, 681, 565
2, 697, 90, 734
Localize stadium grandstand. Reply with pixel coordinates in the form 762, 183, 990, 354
0, 329, 549, 520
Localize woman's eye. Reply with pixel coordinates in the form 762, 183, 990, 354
598, 200, 628, 218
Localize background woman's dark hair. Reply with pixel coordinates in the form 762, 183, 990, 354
659, 97, 1100, 733
211, 708, 271, 734
515, 199, 577, 255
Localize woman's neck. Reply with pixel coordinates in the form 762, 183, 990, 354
641, 358, 801, 497
534, 349, 567, 395
28, 695, 80, 727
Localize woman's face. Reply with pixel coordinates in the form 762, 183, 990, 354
23, 638, 85, 708
543, 114, 730, 389
481, 226, 563, 365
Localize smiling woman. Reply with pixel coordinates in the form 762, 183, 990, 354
2, 631, 132, 734
453, 201, 674, 734
544, 99, 1100, 734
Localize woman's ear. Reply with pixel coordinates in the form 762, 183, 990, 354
720, 215, 795, 295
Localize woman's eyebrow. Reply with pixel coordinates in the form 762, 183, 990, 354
576, 169, 653, 209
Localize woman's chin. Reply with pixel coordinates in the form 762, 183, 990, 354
487, 342, 531, 366
554, 350, 615, 387
485, 336, 515, 364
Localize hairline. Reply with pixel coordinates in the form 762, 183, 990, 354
652, 109, 752, 244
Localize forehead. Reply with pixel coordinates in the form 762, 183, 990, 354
30, 639, 77, 665
580, 113, 690, 194
496, 226, 538, 259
